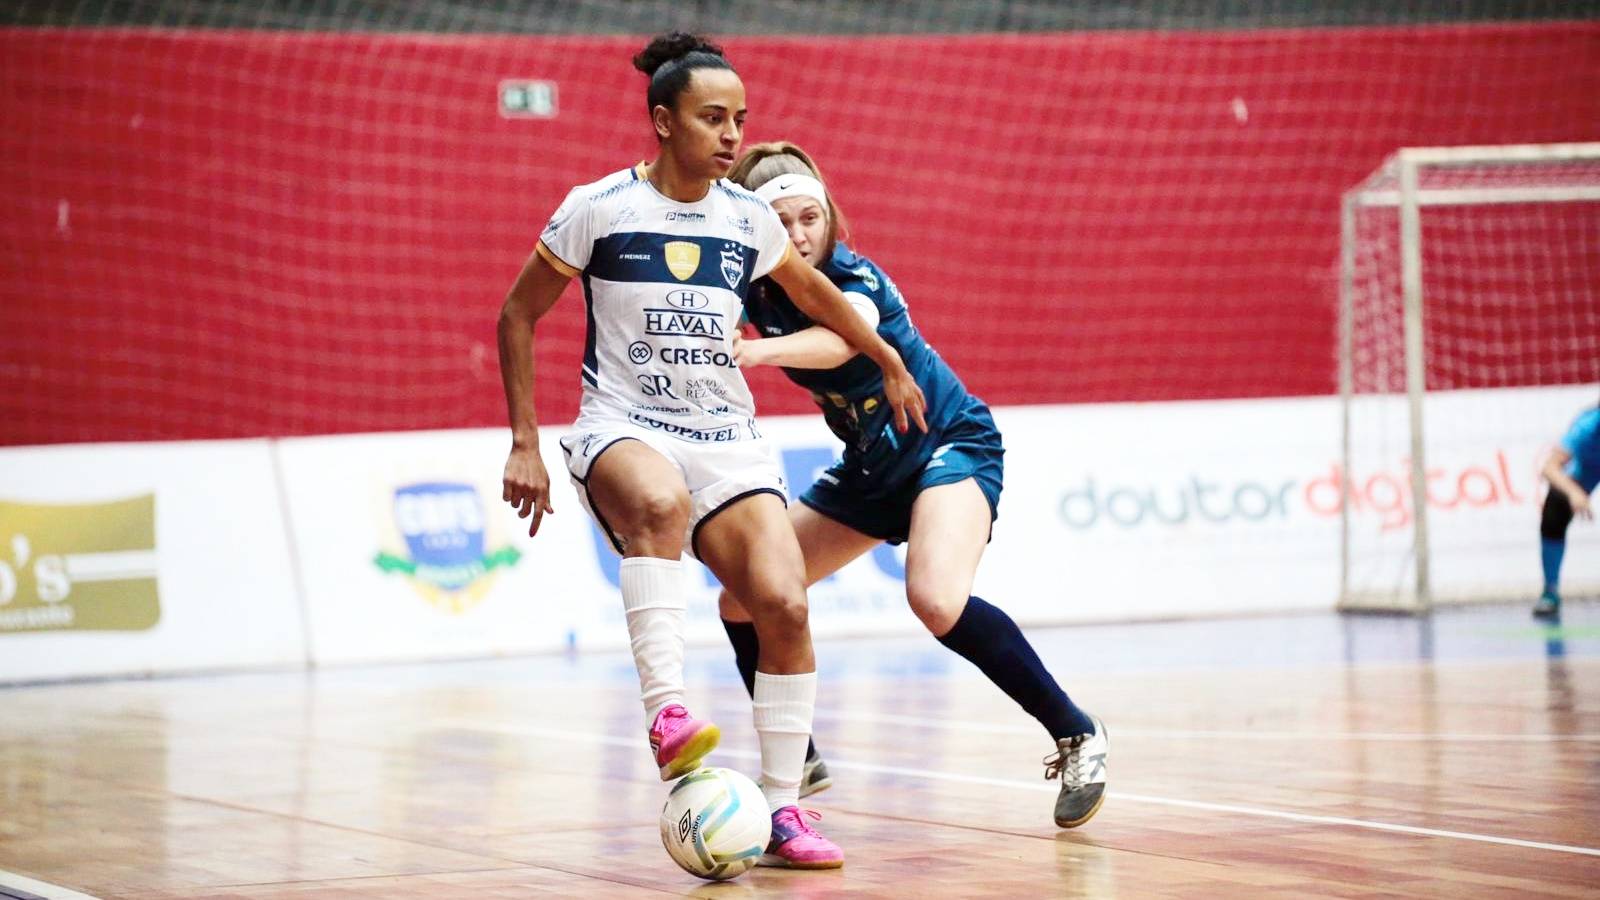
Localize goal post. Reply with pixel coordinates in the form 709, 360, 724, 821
1339, 142, 1600, 614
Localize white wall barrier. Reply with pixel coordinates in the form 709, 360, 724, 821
0, 440, 305, 682
272, 417, 922, 664
3, 388, 1595, 681
1345, 385, 1600, 602
989, 397, 1344, 621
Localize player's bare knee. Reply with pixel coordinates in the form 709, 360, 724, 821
748, 583, 809, 637
906, 583, 964, 635
717, 589, 749, 621
625, 489, 691, 544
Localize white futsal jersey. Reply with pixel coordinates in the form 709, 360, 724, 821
536, 164, 792, 443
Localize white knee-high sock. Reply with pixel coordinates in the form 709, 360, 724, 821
752, 671, 817, 811
620, 557, 687, 728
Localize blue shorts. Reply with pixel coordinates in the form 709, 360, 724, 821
799, 422, 1004, 545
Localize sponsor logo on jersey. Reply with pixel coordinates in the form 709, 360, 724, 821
683, 377, 730, 400
664, 241, 701, 280
609, 206, 640, 228
627, 412, 739, 442
541, 207, 574, 239
727, 215, 754, 236
665, 211, 706, 223
632, 403, 691, 416
620, 252, 652, 262
720, 243, 744, 289
659, 346, 737, 368
664, 289, 710, 311
628, 341, 653, 364
637, 374, 679, 398
852, 265, 880, 292
374, 481, 522, 615
644, 308, 724, 341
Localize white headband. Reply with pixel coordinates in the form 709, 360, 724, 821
755, 173, 828, 209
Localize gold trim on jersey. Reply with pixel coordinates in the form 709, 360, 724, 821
535, 240, 580, 278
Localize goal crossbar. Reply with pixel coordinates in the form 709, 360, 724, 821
1348, 143, 1600, 208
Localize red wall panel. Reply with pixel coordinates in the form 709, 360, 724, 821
2, 24, 1596, 444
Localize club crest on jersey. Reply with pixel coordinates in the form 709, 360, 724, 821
720, 243, 743, 289
664, 241, 701, 281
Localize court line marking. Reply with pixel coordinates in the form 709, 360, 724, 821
0, 868, 102, 900
807, 709, 1600, 743
431, 719, 1600, 859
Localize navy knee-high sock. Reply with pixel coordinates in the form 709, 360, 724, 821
1541, 488, 1574, 592
936, 596, 1093, 741
721, 618, 817, 759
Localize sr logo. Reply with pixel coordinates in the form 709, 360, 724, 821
637, 374, 680, 399
664, 289, 710, 311
628, 341, 652, 364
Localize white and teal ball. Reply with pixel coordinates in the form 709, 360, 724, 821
659, 767, 771, 881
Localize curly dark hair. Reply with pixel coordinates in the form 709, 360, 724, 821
633, 31, 733, 117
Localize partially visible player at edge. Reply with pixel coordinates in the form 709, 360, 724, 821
1533, 398, 1599, 619
720, 142, 1108, 828
496, 35, 927, 870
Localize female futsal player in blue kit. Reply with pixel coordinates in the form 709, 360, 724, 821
1533, 401, 1600, 619
720, 143, 1109, 828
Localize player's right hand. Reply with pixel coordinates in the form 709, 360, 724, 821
503, 444, 555, 537
1569, 487, 1593, 520
881, 358, 928, 434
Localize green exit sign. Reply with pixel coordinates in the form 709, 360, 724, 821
500, 80, 557, 118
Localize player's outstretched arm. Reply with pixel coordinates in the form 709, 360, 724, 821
769, 252, 927, 433
732, 326, 851, 370
497, 246, 571, 537
737, 288, 878, 370
1542, 447, 1593, 520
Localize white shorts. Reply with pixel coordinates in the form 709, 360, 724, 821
558, 416, 788, 560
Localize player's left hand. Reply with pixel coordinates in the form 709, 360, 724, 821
1569, 488, 1593, 520
881, 360, 928, 434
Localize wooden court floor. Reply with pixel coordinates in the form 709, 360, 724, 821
2, 602, 1598, 898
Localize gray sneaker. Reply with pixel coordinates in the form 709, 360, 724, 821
1045, 716, 1107, 828
798, 750, 833, 798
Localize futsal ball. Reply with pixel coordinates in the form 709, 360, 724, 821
659, 767, 772, 881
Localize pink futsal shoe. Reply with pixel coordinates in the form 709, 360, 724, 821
649, 704, 721, 780
758, 806, 845, 869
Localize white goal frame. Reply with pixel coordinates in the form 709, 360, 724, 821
1338, 142, 1600, 614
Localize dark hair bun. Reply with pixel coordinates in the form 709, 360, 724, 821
633, 32, 724, 77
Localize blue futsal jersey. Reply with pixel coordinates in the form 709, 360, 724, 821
745, 244, 1004, 541
1559, 407, 1600, 490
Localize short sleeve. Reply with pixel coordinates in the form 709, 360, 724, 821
535, 186, 593, 277
750, 203, 793, 280
1561, 411, 1600, 455
842, 291, 881, 329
